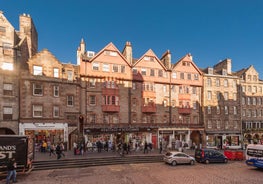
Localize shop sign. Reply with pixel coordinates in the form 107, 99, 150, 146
174, 131, 188, 134
159, 130, 173, 134
84, 127, 155, 134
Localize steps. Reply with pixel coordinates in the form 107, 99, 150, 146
33, 155, 164, 171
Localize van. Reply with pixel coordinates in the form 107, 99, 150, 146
195, 148, 228, 164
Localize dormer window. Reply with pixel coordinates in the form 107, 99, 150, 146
222, 69, 227, 76
208, 68, 213, 74
33, 65, 43, 75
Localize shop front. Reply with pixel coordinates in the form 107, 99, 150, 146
158, 128, 191, 150
83, 127, 158, 150
206, 132, 242, 149
19, 123, 68, 150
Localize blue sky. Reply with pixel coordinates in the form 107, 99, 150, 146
2, 0, 263, 77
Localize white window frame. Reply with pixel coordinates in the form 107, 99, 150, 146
102, 64, 110, 72
53, 106, 59, 117
54, 86, 59, 97
92, 62, 99, 70
33, 83, 43, 96
33, 105, 43, 117
33, 65, 43, 76
3, 83, 13, 96
89, 95, 96, 105
67, 95, 74, 106
1, 62, 13, 70
67, 70, 73, 81
54, 68, 59, 78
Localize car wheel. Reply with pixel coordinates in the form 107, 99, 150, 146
205, 159, 209, 164
224, 159, 228, 163
172, 160, 177, 166
190, 160, 195, 165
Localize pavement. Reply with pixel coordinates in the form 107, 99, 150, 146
34, 148, 196, 161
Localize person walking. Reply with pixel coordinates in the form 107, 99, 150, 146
159, 141, 163, 154
6, 157, 17, 184
56, 143, 62, 160
60, 142, 65, 157
49, 143, 56, 157
144, 141, 148, 154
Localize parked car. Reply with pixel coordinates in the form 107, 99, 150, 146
163, 151, 195, 166
195, 148, 228, 164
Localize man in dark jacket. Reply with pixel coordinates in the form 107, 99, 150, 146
6, 157, 17, 183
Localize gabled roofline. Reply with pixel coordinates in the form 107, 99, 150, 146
87, 42, 132, 67
133, 49, 168, 70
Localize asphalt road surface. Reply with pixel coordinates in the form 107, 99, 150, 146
2, 161, 263, 184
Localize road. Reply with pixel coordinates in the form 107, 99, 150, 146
4, 161, 262, 184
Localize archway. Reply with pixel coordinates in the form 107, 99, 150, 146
190, 130, 201, 148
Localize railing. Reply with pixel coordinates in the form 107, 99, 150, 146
178, 107, 191, 114
102, 105, 120, 112
102, 88, 119, 95
142, 103, 157, 113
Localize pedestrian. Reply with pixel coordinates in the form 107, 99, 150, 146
123, 142, 128, 155
159, 141, 163, 154
6, 157, 17, 184
144, 141, 148, 154
60, 142, 65, 157
73, 141, 77, 155
49, 143, 56, 157
56, 143, 62, 160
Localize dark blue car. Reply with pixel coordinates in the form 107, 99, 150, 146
195, 148, 228, 164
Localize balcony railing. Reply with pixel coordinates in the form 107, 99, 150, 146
178, 93, 191, 100
178, 107, 191, 114
102, 105, 120, 112
102, 88, 119, 96
142, 103, 156, 113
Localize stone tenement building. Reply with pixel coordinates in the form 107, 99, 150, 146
0, 12, 262, 150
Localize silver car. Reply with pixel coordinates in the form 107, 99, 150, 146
163, 151, 195, 166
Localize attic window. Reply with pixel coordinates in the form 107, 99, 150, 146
208, 68, 213, 74
222, 69, 227, 76
183, 61, 190, 66
87, 51, 95, 57
144, 56, 154, 61
105, 51, 117, 56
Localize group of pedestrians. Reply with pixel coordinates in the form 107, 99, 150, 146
48, 142, 65, 160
